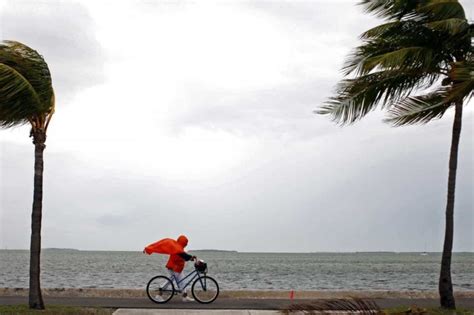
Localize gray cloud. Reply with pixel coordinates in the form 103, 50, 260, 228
0, 1, 472, 253
168, 79, 339, 140
160, 2, 379, 139
245, 1, 379, 37
0, 142, 186, 250
0, 0, 105, 102
1, 111, 472, 252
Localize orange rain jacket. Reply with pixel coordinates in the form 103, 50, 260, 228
144, 235, 191, 273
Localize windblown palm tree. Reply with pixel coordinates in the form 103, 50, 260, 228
0, 40, 54, 309
318, 0, 472, 309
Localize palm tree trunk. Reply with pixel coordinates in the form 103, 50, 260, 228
439, 100, 463, 309
29, 129, 46, 309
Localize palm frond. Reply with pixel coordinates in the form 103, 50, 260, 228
320, 0, 470, 127
385, 91, 452, 126
386, 57, 474, 126
359, 0, 465, 21
445, 60, 474, 102
283, 298, 381, 314
424, 18, 469, 35
347, 15, 470, 76
0, 40, 54, 128
359, 0, 420, 20
416, 1, 466, 22
0, 64, 42, 127
362, 47, 435, 74
446, 80, 474, 103
318, 70, 440, 124
449, 60, 474, 82
344, 29, 448, 76
0, 40, 54, 113
360, 21, 402, 39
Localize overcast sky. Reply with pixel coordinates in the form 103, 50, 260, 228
0, 0, 472, 252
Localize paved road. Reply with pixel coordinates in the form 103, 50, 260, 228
1, 296, 474, 310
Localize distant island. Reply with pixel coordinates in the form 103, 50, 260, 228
192, 249, 238, 253
43, 248, 80, 251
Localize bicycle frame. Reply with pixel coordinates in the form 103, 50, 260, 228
163, 269, 207, 294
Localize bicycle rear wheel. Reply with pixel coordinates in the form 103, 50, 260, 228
146, 275, 175, 304
191, 275, 219, 304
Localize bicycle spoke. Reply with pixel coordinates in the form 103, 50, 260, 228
146, 276, 174, 304
192, 276, 219, 304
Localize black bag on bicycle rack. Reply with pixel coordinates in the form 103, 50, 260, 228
195, 261, 207, 273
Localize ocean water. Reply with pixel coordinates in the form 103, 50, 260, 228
0, 250, 472, 291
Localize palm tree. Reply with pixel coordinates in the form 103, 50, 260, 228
318, 0, 472, 309
0, 40, 55, 309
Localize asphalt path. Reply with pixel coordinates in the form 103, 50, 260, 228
1, 296, 474, 310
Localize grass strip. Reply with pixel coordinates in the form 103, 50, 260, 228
0, 305, 115, 315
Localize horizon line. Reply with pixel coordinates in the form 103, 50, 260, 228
2, 248, 473, 254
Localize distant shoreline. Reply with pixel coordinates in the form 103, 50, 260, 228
193, 249, 238, 253
1, 249, 473, 254
1, 288, 473, 299
43, 248, 80, 251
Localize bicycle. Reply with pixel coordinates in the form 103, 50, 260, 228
146, 260, 219, 304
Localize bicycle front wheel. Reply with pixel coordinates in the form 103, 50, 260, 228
146, 275, 175, 304
191, 275, 219, 304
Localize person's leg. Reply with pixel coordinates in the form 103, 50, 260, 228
168, 270, 184, 292
170, 270, 194, 301
161, 274, 172, 290
154, 272, 174, 302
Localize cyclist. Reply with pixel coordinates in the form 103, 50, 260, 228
159, 235, 197, 302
